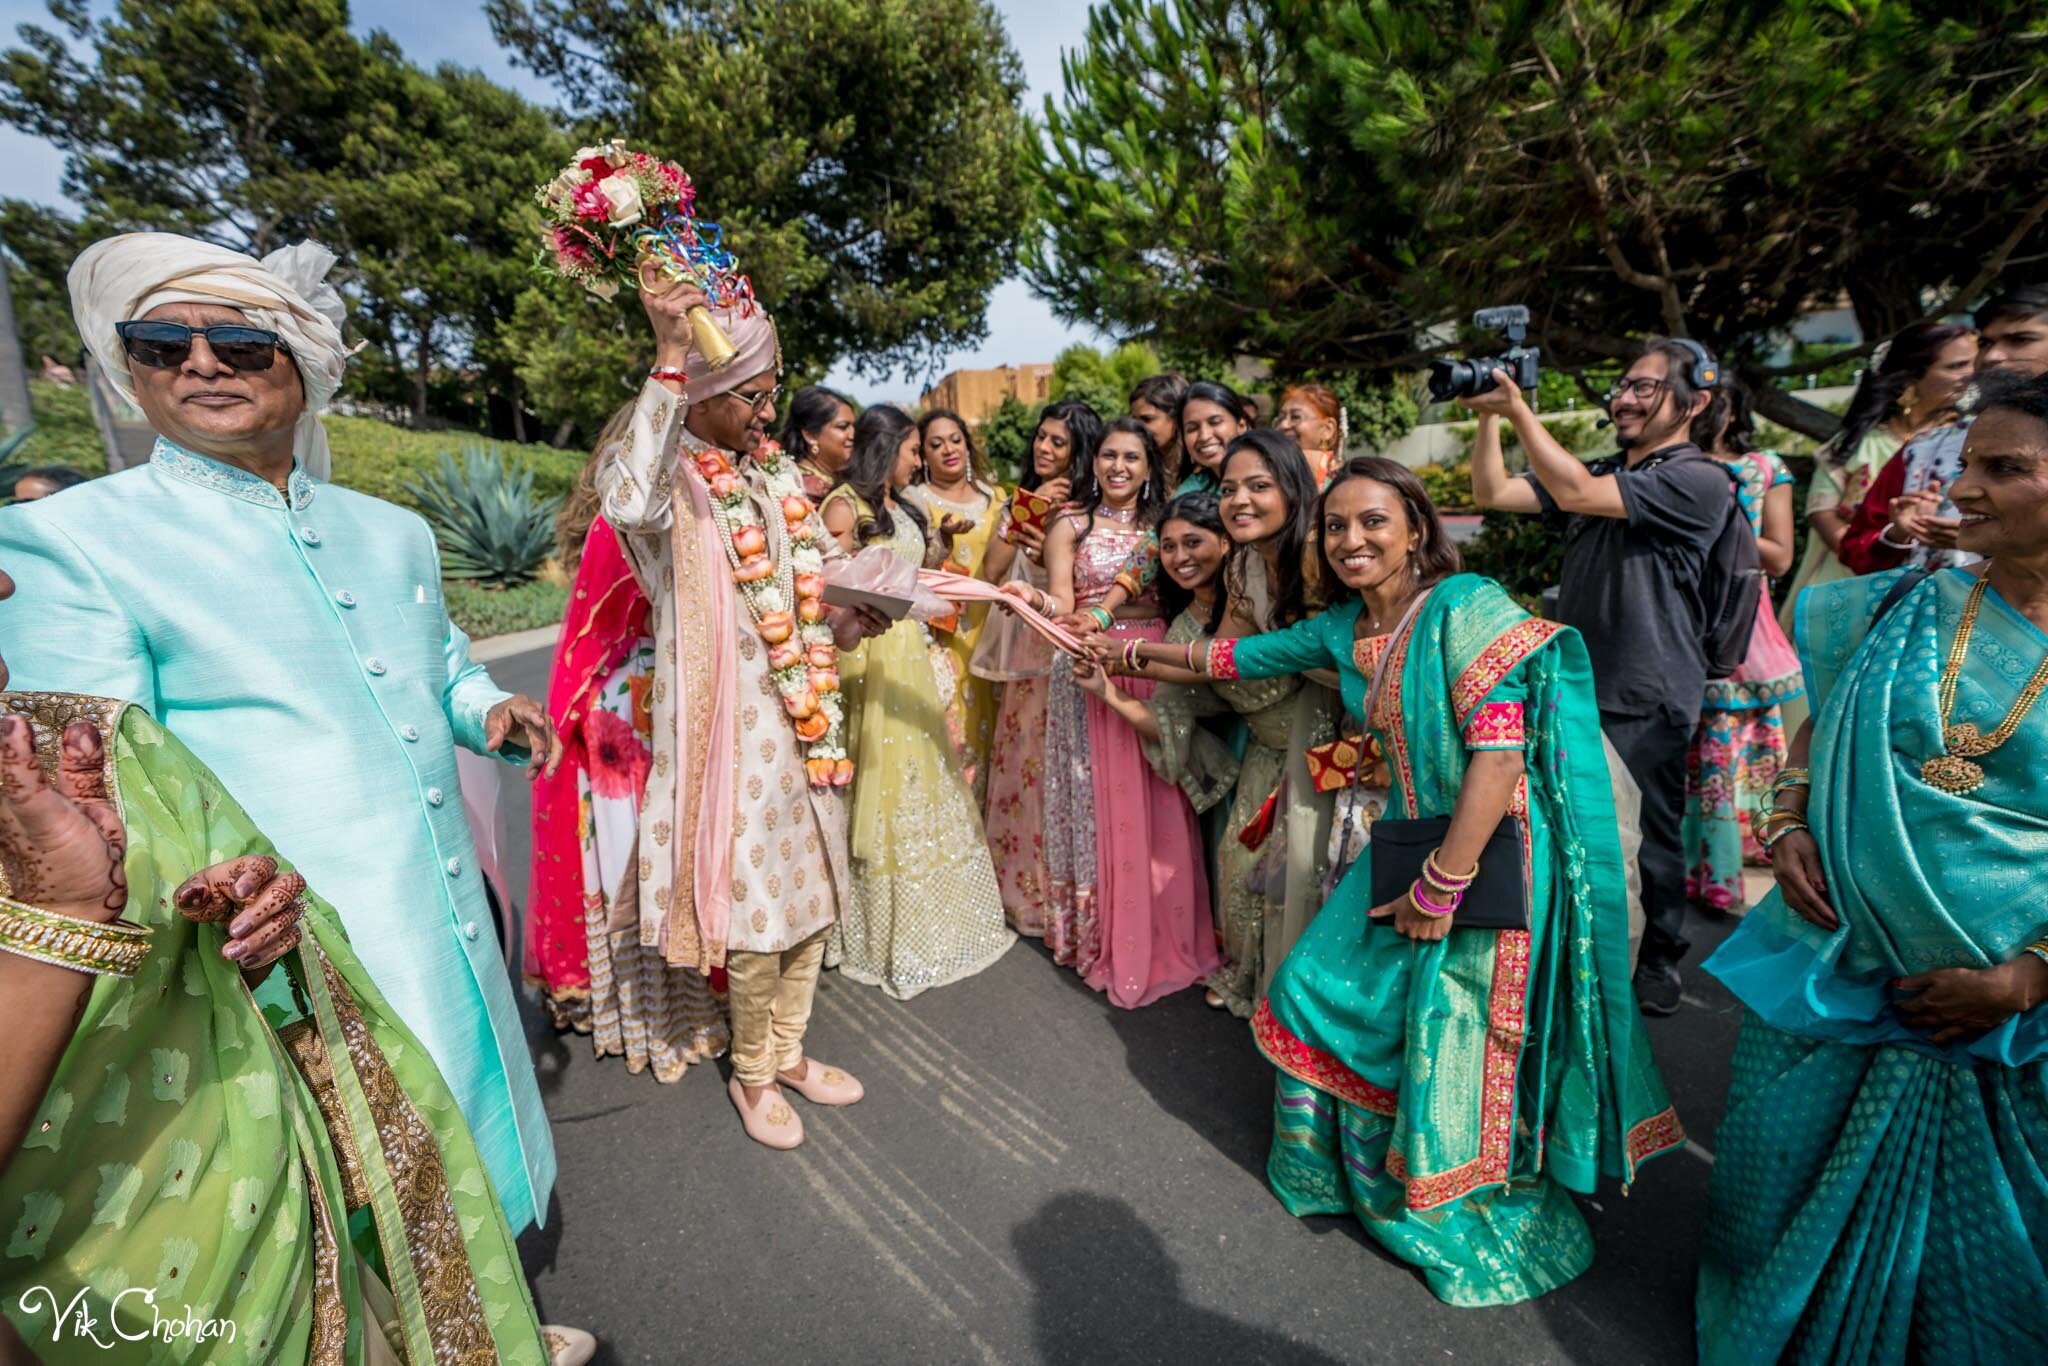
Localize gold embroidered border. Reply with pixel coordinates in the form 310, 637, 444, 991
667, 468, 715, 971
305, 1163, 349, 1364
1385, 926, 1534, 1211
1624, 1107, 1687, 1179
1450, 619, 1558, 726
1461, 701, 1526, 749
1251, 1000, 1398, 1116
1370, 619, 1420, 817
320, 956, 497, 1364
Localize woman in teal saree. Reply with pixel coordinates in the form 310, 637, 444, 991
1133, 457, 1681, 1306
1698, 374, 2048, 1364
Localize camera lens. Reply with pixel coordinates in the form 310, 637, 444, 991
1427, 359, 1483, 403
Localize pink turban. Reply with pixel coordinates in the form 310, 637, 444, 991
682, 302, 781, 407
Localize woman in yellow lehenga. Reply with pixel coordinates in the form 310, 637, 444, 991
821, 407, 1015, 999
906, 408, 1003, 792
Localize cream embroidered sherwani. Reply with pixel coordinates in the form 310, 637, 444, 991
597, 381, 846, 965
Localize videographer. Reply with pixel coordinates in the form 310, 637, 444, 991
1467, 339, 1731, 1017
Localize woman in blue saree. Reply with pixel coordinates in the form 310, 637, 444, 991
1698, 371, 2048, 1364
1130, 456, 1681, 1306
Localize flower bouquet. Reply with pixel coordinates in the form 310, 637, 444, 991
534, 140, 757, 368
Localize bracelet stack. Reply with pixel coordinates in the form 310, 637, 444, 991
1087, 606, 1114, 631
2024, 938, 2048, 969
1410, 849, 1475, 920
1754, 767, 1812, 854
0, 895, 153, 979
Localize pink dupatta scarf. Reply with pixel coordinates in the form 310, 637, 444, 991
659, 456, 738, 967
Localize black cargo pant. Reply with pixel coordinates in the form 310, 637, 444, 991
1601, 705, 1695, 970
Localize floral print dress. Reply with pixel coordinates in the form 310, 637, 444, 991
1683, 449, 1804, 912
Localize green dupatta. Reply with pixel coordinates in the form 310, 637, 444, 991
1, 694, 544, 1364
1247, 575, 1680, 1205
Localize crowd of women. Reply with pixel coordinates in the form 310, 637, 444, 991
522, 289, 2048, 1356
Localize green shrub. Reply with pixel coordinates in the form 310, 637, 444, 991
327, 414, 583, 514
1415, 460, 1474, 512
1461, 513, 1565, 601
405, 448, 563, 587
11, 380, 107, 475
444, 578, 570, 639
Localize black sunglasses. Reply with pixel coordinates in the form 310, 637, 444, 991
115, 320, 287, 372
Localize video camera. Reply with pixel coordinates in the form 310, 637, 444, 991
1426, 305, 1540, 403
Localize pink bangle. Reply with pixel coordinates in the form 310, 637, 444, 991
1409, 879, 1459, 918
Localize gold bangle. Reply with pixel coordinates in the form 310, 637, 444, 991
1422, 848, 1477, 892
0, 896, 153, 979
2024, 939, 2048, 969
1755, 814, 1809, 854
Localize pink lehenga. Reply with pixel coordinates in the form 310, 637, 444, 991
1042, 516, 1219, 1007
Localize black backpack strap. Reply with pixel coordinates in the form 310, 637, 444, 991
1872, 566, 1933, 624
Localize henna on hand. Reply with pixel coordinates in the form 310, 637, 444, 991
0, 715, 128, 921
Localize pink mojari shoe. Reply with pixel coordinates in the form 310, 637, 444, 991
776, 1058, 865, 1106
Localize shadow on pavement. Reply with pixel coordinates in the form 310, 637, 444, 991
1018, 936, 1277, 1183
1014, 1191, 1346, 1365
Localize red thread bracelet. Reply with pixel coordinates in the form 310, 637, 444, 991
650, 366, 690, 385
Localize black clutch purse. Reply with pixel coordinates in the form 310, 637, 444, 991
1367, 815, 1529, 931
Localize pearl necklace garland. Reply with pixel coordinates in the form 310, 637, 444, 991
684, 430, 852, 787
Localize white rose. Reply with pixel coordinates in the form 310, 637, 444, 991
598, 173, 644, 227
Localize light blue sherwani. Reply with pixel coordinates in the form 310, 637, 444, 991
0, 439, 554, 1232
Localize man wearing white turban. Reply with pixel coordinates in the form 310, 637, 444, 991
0, 232, 566, 1242
597, 278, 886, 1149
68, 233, 353, 480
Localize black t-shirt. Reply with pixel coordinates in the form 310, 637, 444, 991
1526, 443, 1732, 721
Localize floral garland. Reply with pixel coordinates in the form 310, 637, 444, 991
692, 438, 852, 788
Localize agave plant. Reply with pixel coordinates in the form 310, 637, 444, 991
404, 446, 563, 588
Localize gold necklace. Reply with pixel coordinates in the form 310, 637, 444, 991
1921, 578, 2048, 794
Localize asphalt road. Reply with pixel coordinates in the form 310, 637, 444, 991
485, 643, 1746, 1365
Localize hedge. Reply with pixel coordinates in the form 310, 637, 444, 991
444, 577, 570, 640
14, 380, 107, 473
12, 381, 586, 515
321, 414, 585, 514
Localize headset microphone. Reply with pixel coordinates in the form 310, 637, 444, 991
1595, 416, 1614, 429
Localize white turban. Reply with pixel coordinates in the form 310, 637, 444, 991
68, 232, 350, 481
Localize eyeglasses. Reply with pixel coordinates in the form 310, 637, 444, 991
1605, 377, 1669, 403
115, 321, 286, 372
720, 384, 783, 417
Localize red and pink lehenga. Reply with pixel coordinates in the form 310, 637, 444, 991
1041, 514, 1219, 1007
526, 517, 729, 1081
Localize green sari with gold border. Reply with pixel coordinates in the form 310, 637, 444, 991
1216, 575, 1681, 1306
0, 694, 545, 1363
